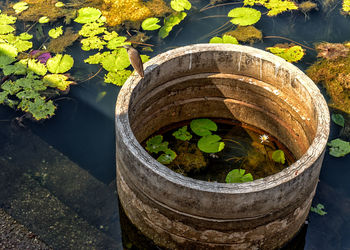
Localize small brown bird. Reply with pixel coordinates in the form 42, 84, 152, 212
123, 45, 144, 78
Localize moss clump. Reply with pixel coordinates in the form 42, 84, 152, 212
224, 25, 262, 44
47, 28, 80, 54
168, 141, 207, 174
101, 0, 172, 26
307, 42, 350, 113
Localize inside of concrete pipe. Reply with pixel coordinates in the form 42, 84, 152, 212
128, 51, 318, 161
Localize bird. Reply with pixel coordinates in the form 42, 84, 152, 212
123, 45, 144, 78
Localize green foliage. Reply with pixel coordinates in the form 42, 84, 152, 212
159, 12, 187, 39
157, 149, 177, 164
79, 22, 106, 38
327, 138, 350, 157
0, 14, 17, 25
55, 2, 65, 8
226, 169, 253, 183
310, 203, 327, 216
209, 34, 238, 44
101, 49, 130, 72
43, 74, 75, 91
26, 97, 56, 120
146, 135, 169, 153
190, 118, 218, 136
104, 70, 132, 86
272, 149, 285, 164
81, 36, 106, 51
197, 134, 225, 153
13, 2, 29, 14
172, 126, 192, 141
266, 45, 304, 63
0, 24, 15, 35
38, 17, 50, 24
142, 17, 161, 31
0, 43, 18, 58
48, 26, 63, 39
228, 7, 261, 26
331, 114, 345, 127
74, 7, 102, 24
243, 0, 298, 16
170, 0, 192, 12
27, 59, 48, 76
46, 54, 74, 74
19, 32, 33, 40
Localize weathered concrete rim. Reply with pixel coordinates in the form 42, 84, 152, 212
115, 43, 330, 194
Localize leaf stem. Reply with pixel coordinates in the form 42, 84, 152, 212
264, 36, 316, 51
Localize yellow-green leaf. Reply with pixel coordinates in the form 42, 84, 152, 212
266, 45, 304, 63
46, 54, 74, 73
43, 74, 75, 91
228, 7, 261, 26
39, 16, 50, 24
48, 26, 63, 39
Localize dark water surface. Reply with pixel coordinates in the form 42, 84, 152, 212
1, 0, 350, 249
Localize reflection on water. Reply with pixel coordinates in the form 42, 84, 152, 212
0, 0, 350, 249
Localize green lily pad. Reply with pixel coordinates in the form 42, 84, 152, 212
38, 16, 50, 24
209, 35, 238, 44
0, 14, 17, 25
172, 126, 192, 141
170, 0, 192, 12
0, 43, 18, 58
228, 7, 261, 26
104, 70, 132, 86
310, 203, 327, 216
197, 134, 225, 153
226, 169, 253, 183
157, 149, 177, 164
74, 7, 102, 24
43, 74, 75, 91
55, 2, 65, 8
48, 26, 63, 39
13, 2, 29, 14
190, 118, 217, 136
19, 32, 33, 40
331, 114, 345, 127
146, 135, 169, 154
26, 97, 56, 120
272, 149, 285, 164
0, 24, 15, 35
266, 45, 304, 63
28, 59, 47, 76
159, 12, 187, 39
47, 54, 74, 74
327, 138, 350, 157
101, 48, 129, 72
142, 17, 161, 31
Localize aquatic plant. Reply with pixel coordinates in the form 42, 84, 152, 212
157, 149, 177, 164
141, 17, 161, 31
13, 2, 29, 14
228, 7, 261, 26
244, 0, 298, 16
38, 16, 50, 24
224, 25, 262, 44
225, 169, 253, 183
332, 114, 345, 127
316, 42, 349, 60
197, 134, 225, 153
47, 28, 79, 53
159, 12, 187, 39
343, 0, 350, 13
298, 1, 318, 14
266, 44, 305, 63
48, 26, 63, 39
327, 138, 350, 157
190, 118, 218, 136
310, 203, 327, 216
146, 135, 169, 153
209, 34, 238, 44
172, 126, 192, 141
271, 149, 285, 164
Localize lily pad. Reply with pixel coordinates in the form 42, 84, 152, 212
19, 32, 33, 40
43, 74, 75, 91
48, 26, 63, 39
197, 134, 225, 153
46, 54, 74, 74
272, 149, 285, 164
0, 24, 15, 34
55, 2, 65, 8
38, 17, 50, 24
310, 203, 327, 216
170, 0, 192, 12
0, 14, 17, 25
190, 118, 217, 136
226, 169, 253, 183
228, 7, 261, 26
0, 43, 18, 58
209, 35, 238, 44
142, 17, 161, 31
172, 126, 192, 141
327, 138, 350, 157
266, 45, 304, 63
331, 114, 345, 127
13, 2, 29, 14
159, 12, 187, 39
74, 7, 102, 24
28, 59, 47, 76
157, 149, 177, 164
145, 135, 169, 154
104, 70, 132, 86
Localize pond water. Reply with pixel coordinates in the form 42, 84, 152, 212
1, 0, 350, 249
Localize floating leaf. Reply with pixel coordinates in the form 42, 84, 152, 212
46, 54, 74, 74
13, 39, 32, 52
0, 24, 15, 34
272, 149, 285, 164
84, 52, 109, 64
26, 97, 56, 120
2, 61, 27, 75
55, 2, 65, 8
28, 58, 47, 76
140, 54, 150, 63
157, 149, 177, 164
43, 74, 75, 91
265, 0, 298, 16
146, 135, 169, 153
38, 16, 50, 24
209, 35, 238, 44
13, 2, 29, 14
104, 70, 132, 86
170, 0, 192, 12
74, 7, 102, 24
0, 14, 17, 25
101, 48, 130, 72
226, 169, 253, 183
327, 138, 350, 157
266, 45, 304, 63
0, 55, 16, 67
198, 134, 225, 153
159, 12, 187, 39
1, 80, 21, 94
331, 114, 345, 127
172, 126, 192, 141
81, 36, 106, 51
228, 7, 261, 26
142, 17, 161, 31
310, 203, 327, 216
190, 118, 217, 136
106, 36, 128, 50
48, 26, 63, 39
19, 32, 33, 40
0, 43, 18, 58
79, 21, 106, 37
